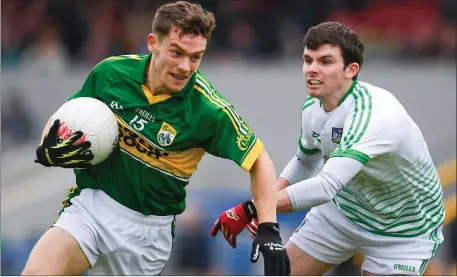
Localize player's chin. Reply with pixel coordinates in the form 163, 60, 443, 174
168, 84, 186, 93
164, 81, 186, 93
306, 87, 323, 97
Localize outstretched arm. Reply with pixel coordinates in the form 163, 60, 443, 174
249, 150, 277, 223
279, 156, 364, 213
246, 149, 324, 237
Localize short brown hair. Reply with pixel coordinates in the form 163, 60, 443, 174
303, 22, 364, 80
152, 1, 216, 41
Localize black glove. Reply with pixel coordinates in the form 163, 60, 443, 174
35, 119, 94, 169
250, 222, 290, 276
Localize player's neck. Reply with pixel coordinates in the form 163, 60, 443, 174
144, 59, 171, 96
319, 81, 353, 112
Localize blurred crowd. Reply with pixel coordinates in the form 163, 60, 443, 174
2, 0, 455, 149
2, 0, 456, 74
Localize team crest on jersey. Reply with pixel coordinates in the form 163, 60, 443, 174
157, 122, 177, 146
331, 127, 343, 144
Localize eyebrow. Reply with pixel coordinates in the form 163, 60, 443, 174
303, 54, 334, 60
170, 43, 205, 56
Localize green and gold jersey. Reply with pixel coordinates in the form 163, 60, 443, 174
62, 54, 263, 216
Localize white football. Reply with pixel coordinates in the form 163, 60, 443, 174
52, 97, 119, 165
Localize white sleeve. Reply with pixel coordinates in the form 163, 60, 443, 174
285, 157, 364, 211
279, 148, 323, 185
280, 96, 322, 185
299, 97, 319, 155
329, 89, 407, 164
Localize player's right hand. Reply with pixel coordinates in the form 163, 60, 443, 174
35, 119, 94, 169
210, 200, 257, 248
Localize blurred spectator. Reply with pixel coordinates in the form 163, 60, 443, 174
20, 19, 71, 75
81, 1, 135, 65
277, 0, 335, 57
396, 0, 456, 59
2, 0, 455, 64
171, 205, 218, 275
437, 0, 457, 58
44, 0, 89, 61
1, 88, 35, 147
1, 0, 48, 66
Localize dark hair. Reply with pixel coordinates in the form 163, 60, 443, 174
303, 22, 364, 80
152, 1, 216, 41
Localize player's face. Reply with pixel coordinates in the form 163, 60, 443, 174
148, 26, 207, 92
302, 44, 352, 98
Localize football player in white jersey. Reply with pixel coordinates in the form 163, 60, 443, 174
210, 22, 444, 276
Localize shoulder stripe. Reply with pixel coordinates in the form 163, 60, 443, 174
337, 83, 372, 151
195, 75, 248, 135
302, 96, 315, 111
349, 84, 372, 148
193, 85, 241, 135
196, 74, 247, 132
94, 55, 142, 68
196, 74, 249, 131
337, 92, 359, 151
343, 84, 368, 149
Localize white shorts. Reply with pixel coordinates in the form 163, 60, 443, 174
53, 188, 174, 275
288, 202, 443, 276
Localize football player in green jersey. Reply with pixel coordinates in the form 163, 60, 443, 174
25, 1, 290, 276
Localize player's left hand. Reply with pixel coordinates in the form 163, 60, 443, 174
250, 222, 290, 276
210, 200, 257, 248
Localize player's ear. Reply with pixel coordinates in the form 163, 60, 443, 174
345, 62, 360, 80
147, 33, 159, 54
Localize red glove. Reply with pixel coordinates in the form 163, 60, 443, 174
247, 217, 259, 239
210, 200, 257, 248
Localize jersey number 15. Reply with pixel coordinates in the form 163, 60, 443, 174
129, 115, 148, 131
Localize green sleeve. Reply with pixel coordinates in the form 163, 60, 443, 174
204, 107, 263, 172
67, 57, 119, 101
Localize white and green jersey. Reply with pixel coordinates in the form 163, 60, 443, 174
299, 81, 444, 237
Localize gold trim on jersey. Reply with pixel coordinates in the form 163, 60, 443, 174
240, 138, 264, 171
141, 85, 173, 105
193, 84, 242, 135
94, 55, 142, 68
195, 74, 250, 134
117, 117, 205, 179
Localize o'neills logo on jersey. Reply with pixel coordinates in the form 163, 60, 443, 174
157, 122, 177, 146
394, 264, 416, 273
237, 129, 253, 151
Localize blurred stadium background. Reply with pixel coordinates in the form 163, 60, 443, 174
1, 0, 456, 275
